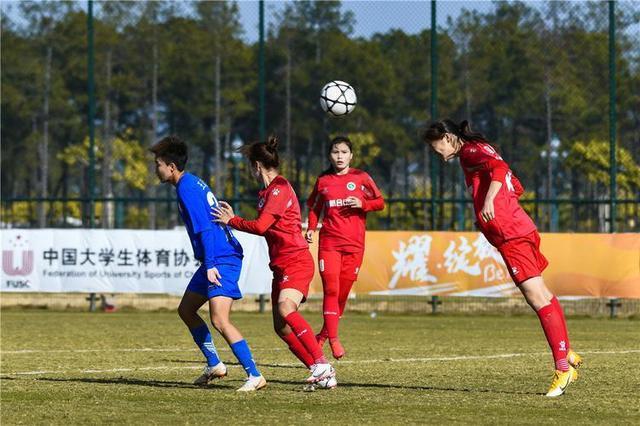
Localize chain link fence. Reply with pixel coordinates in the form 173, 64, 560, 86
1, 1, 638, 314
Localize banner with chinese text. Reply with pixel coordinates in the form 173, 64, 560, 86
308, 232, 640, 298
3, 230, 638, 298
1, 229, 272, 295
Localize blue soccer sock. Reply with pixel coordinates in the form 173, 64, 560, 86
230, 340, 261, 377
190, 324, 221, 367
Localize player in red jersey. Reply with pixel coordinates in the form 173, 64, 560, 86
423, 119, 582, 397
212, 136, 336, 387
305, 136, 385, 359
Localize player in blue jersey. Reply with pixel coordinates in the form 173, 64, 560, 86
150, 136, 266, 392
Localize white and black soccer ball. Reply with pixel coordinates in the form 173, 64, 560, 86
320, 80, 357, 117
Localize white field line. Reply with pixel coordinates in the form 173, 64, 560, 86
1, 347, 286, 354
2, 349, 639, 377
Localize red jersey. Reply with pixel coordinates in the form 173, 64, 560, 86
307, 168, 385, 253
459, 141, 537, 247
229, 175, 308, 269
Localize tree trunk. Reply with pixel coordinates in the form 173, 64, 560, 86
222, 120, 231, 196
285, 44, 292, 164
423, 146, 429, 230
213, 51, 222, 195
305, 135, 313, 195
38, 46, 52, 228
148, 39, 159, 229
102, 49, 114, 229
545, 71, 553, 232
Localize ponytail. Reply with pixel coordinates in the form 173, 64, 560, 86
422, 119, 492, 145
240, 135, 280, 169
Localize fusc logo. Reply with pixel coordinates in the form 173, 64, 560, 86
2, 235, 34, 276
5, 279, 31, 289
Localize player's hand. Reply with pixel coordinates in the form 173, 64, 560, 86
207, 267, 222, 287
212, 201, 234, 225
481, 199, 495, 222
345, 196, 363, 209
305, 230, 314, 243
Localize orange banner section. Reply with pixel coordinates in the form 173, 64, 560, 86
308, 232, 640, 298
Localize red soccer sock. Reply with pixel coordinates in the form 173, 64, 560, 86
536, 301, 570, 371
322, 274, 341, 339
550, 296, 571, 351
338, 277, 355, 315
281, 332, 314, 368
284, 311, 326, 364
318, 325, 329, 339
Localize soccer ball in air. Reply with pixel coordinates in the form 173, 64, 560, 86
320, 80, 357, 116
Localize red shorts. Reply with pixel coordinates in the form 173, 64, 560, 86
497, 231, 549, 285
270, 250, 315, 303
318, 249, 364, 281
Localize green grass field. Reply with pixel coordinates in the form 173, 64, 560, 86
1, 310, 639, 425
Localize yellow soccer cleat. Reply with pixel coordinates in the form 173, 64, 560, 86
545, 366, 576, 397
567, 350, 583, 369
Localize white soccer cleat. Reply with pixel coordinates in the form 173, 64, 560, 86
193, 362, 227, 385
236, 375, 267, 392
316, 375, 337, 389
306, 363, 334, 383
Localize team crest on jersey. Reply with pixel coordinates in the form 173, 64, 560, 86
258, 197, 265, 209
346, 182, 356, 191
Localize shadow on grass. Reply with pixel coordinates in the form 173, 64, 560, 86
163, 359, 304, 370
5, 375, 541, 396
259, 378, 543, 396
34, 376, 237, 390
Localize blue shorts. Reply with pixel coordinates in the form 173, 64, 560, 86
186, 263, 243, 300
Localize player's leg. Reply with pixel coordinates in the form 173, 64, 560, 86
209, 296, 265, 391
518, 276, 577, 396
501, 233, 579, 397
318, 251, 341, 352
179, 273, 226, 385
338, 250, 363, 315
277, 287, 334, 383
271, 282, 315, 368
328, 250, 364, 359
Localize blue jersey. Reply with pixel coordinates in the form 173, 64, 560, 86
176, 173, 243, 268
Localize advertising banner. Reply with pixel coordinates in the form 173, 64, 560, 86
3, 230, 638, 298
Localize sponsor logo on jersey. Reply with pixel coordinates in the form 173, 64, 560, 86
272, 188, 280, 196
511, 266, 519, 275
282, 275, 289, 283
326, 198, 349, 208
346, 182, 356, 191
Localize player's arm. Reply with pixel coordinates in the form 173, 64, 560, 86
465, 149, 509, 223
199, 228, 222, 286
361, 175, 385, 212
178, 185, 223, 285
347, 173, 385, 212
212, 201, 277, 236
305, 179, 323, 242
